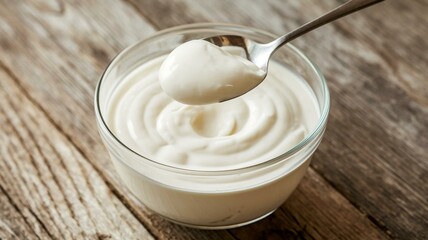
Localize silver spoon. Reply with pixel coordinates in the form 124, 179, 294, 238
205, 0, 384, 101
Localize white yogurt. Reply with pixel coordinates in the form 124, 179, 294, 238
108, 55, 319, 171
159, 40, 265, 105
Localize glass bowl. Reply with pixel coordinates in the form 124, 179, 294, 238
94, 23, 330, 229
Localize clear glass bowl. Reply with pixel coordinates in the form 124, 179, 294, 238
94, 23, 330, 229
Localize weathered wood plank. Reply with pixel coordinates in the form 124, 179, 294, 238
0, 69, 154, 239
126, 0, 428, 239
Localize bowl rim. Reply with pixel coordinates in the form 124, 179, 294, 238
94, 22, 330, 174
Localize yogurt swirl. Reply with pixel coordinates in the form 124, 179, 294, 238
107, 55, 319, 171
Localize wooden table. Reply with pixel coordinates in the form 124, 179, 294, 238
0, 1, 426, 239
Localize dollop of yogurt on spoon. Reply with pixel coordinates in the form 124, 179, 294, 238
159, 40, 265, 105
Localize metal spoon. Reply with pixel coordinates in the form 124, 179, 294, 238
205, 0, 384, 101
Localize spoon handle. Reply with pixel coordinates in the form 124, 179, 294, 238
270, 0, 384, 50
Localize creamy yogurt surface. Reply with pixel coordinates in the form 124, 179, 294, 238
159, 40, 266, 105
107, 52, 320, 171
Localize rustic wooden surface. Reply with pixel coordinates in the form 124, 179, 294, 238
0, 0, 426, 239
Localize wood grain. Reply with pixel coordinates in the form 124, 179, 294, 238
0, 0, 426, 239
0, 69, 154, 239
